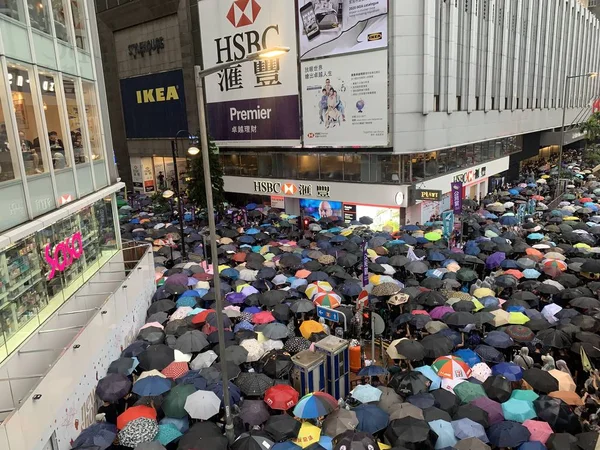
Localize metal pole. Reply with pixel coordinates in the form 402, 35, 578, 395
556, 75, 569, 198
195, 65, 234, 440
371, 310, 375, 365
171, 140, 187, 260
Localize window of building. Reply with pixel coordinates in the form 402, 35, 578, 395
220, 154, 241, 176
343, 154, 361, 181
62, 78, 86, 164
457, 146, 468, 168
437, 149, 448, 174
239, 154, 257, 176
0, 0, 25, 21
424, 151, 438, 178
401, 154, 411, 182
297, 154, 318, 179
371, 155, 399, 183
82, 82, 103, 161
51, 0, 70, 42
39, 71, 70, 169
411, 154, 425, 182
70, 0, 87, 50
272, 153, 297, 179
256, 154, 272, 178
8, 62, 49, 176
319, 154, 343, 181
27, 0, 51, 33
465, 144, 475, 166
0, 70, 17, 182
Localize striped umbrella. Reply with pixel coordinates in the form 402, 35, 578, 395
313, 291, 341, 309
305, 281, 333, 299
432, 355, 472, 380
293, 392, 338, 419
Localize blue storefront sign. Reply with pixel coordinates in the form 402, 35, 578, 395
120, 70, 188, 138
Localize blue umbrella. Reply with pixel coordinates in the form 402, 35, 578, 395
156, 423, 183, 445
273, 443, 302, 450
523, 269, 541, 279
239, 235, 255, 244
518, 441, 547, 450
408, 393, 436, 409
492, 362, 523, 381
176, 297, 198, 308
209, 381, 242, 406
501, 399, 536, 422
487, 421, 531, 447
132, 375, 172, 396
330, 235, 347, 243
403, 225, 420, 231
527, 233, 545, 240
451, 418, 488, 442
509, 189, 520, 195
175, 371, 207, 390
414, 366, 442, 390
246, 203, 258, 210
358, 365, 387, 377
318, 435, 333, 450
351, 384, 383, 403
159, 416, 189, 434
429, 419, 457, 449
179, 290, 202, 298
480, 296, 500, 308
486, 252, 506, 270
439, 328, 463, 347
341, 282, 362, 296
501, 259, 520, 269
454, 349, 481, 367
474, 345, 504, 363
428, 251, 446, 262
484, 331, 514, 349
354, 404, 390, 433
71, 423, 117, 450
246, 228, 260, 235
500, 216, 518, 226
221, 268, 240, 280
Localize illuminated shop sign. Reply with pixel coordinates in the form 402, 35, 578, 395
252, 180, 331, 198
44, 232, 84, 280
452, 167, 487, 183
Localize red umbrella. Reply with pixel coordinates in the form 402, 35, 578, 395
117, 405, 156, 430
581, 197, 593, 203
192, 309, 216, 325
161, 361, 189, 379
264, 384, 300, 410
253, 311, 276, 324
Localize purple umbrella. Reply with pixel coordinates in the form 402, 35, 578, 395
244, 306, 261, 314
166, 273, 189, 286
430, 306, 454, 320
485, 252, 506, 270
470, 397, 504, 424
226, 293, 246, 304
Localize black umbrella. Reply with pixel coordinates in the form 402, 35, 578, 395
523, 368, 559, 393
96, 373, 131, 403
547, 433, 579, 450
453, 404, 490, 428
431, 388, 460, 415
395, 339, 426, 361
421, 334, 454, 358
577, 431, 600, 450
235, 372, 274, 396
534, 395, 581, 434
261, 290, 288, 307
107, 357, 138, 375
444, 312, 476, 327
138, 344, 175, 371
389, 371, 431, 396
536, 328, 572, 349
423, 406, 452, 422
482, 376, 512, 403
175, 330, 210, 353
384, 417, 434, 449
231, 432, 274, 450
177, 422, 229, 450
264, 414, 301, 442
333, 430, 379, 450
260, 350, 293, 378
138, 326, 166, 345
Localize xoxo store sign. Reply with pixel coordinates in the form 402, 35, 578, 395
44, 232, 84, 280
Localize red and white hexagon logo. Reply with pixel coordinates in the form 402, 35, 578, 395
226, 0, 262, 28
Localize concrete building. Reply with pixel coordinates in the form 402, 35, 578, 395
96, 0, 600, 226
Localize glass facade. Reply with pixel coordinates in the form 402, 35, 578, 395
0, 0, 113, 233
220, 136, 522, 184
0, 196, 118, 361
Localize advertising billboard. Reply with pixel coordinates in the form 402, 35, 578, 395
198, 0, 301, 147
300, 198, 343, 220
301, 50, 388, 147
354, 204, 399, 232
297, 0, 388, 60
120, 70, 187, 138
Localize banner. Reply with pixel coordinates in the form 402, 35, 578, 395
141, 157, 155, 193
362, 241, 368, 287
130, 157, 143, 192
198, 0, 301, 146
517, 204, 527, 224
301, 50, 388, 147
120, 70, 187, 138
442, 211, 454, 239
451, 182, 463, 214
297, 0, 388, 61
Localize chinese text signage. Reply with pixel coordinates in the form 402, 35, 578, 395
451, 182, 463, 214
128, 37, 164, 58
120, 70, 187, 138
198, 0, 301, 146
44, 232, 84, 280
253, 180, 331, 198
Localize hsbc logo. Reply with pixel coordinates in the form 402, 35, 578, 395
282, 183, 297, 195
226, 0, 262, 28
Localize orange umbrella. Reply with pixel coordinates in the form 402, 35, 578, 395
192, 309, 216, 325
117, 405, 156, 430
548, 369, 576, 392
548, 390, 584, 406
295, 269, 312, 279
162, 361, 189, 379
504, 269, 523, 279
232, 252, 247, 262
525, 248, 544, 261
300, 320, 325, 339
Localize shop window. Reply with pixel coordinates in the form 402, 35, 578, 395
319, 154, 343, 181
27, 0, 51, 33
374, 155, 399, 183
446, 147, 458, 172
256, 153, 273, 178
0, 0, 25, 21
456, 146, 467, 169
297, 154, 318, 180
424, 151, 438, 178
465, 144, 474, 166
480, 141, 489, 161
437, 150, 448, 175
239, 154, 258, 176
8, 62, 49, 176
411, 154, 425, 182
343, 154, 361, 182
39, 71, 70, 169
62, 77, 86, 164
273, 153, 297, 179
493, 140, 503, 159
50, 0, 69, 42
70, 0, 87, 50
0, 70, 18, 182
473, 143, 482, 165
82, 81, 103, 161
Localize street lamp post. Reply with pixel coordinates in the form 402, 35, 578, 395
191, 46, 290, 440
556, 72, 597, 197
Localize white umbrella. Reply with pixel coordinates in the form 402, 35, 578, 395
169, 307, 193, 321
542, 279, 565, 291
239, 269, 258, 282
184, 390, 221, 420
262, 339, 284, 352
541, 303, 562, 325
137, 370, 167, 381
240, 338, 265, 362
174, 350, 192, 362
190, 350, 218, 370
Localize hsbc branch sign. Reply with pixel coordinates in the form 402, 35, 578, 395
198, 0, 301, 147
253, 180, 331, 198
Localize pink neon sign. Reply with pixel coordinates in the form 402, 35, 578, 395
44, 232, 84, 280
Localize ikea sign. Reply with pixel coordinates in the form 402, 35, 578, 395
121, 70, 187, 138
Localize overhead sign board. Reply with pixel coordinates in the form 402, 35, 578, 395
414, 189, 442, 202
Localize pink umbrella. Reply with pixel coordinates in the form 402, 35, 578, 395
471, 397, 504, 425
140, 321, 164, 330
523, 419, 553, 444
430, 306, 454, 320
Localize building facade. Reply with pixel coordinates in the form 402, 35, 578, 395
97, 0, 599, 225
0, 0, 126, 364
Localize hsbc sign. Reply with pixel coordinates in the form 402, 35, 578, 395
198, 0, 301, 147
253, 180, 323, 197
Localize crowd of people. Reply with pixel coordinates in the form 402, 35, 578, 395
70, 150, 600, 450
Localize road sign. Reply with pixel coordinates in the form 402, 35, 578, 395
317, 306, 340, 323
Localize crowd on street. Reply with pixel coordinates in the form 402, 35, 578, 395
70, 149, 600, 450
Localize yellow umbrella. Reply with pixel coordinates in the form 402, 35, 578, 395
255, 331, 267, 343
378, 442, 391, 450
548, 369, 577, 392
341, 229, 353, 236
367, 248, 378, 258
508, 312, 530, 325
473, 288, 495, 299
541, 175, 550, 179
305, 281, 333, 299
490, 309, 510, 327
280, 214, 290, 219
369, 275, 383, 285
264, 253, 275, 261
471, 299, 484, 312
218, 264, 230, 273
387, 338, 406, 360
236, 283, 250, 293
300, 320, 325, 339
574, 243, 591, 249
293, 422, 321, 448
563, 216, 580, 221
446, 262, 461, 272
259, 245, 270, 255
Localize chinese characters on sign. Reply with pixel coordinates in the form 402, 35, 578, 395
451, 182, 463, 214
253, 180, 330, 198
128, 37, 164, 58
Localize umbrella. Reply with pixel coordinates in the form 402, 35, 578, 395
523, 419, 553, 445
453, 382, 487, 403
117, 405, 157, 430
133, 375, 172, 397
184, 390, 221, 420
394, 339, 427, 360
377, 387, 404, 414
454, 438, 491, 450
522, 368, 559, 393
451, 418, 488, 442
421, 335, 455, 358
470, 397, 504, 425
162, 383, 196, 418
482, 375, 512, 403
175, 330, 209, 353
353, 404, 390, 434
264, 384, 299, 410
389, 370, 431, 396
487, 421, 531, 448
71, 423, 118, 450
432, 355, 471, 379
235, 372, 274, 396
501, 398, 536, 422
351, 384, 383, 403
96, 373, 132, 403
265, 415, 302, 442
240, 399, 272, 426
118, 418, 159, 448
491, 362, 523, 381
546, 433, 579, 450
322, 408, 359, 437
429, 419, 458, 449
534, 395, 581, 433
232, 432, 275, 450
332, 431, 378, 450
293, 392, 338, 419
384, 416, 433, 448
454, 404, 490, 428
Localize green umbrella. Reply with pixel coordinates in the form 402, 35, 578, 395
453, 381, 487, 404
162, 384, 195, 418
424, 232, 442, 242
564, 194, 576, 200
117, 198, 129, 208
457, 269, 478, 282
510, 389, 539, 402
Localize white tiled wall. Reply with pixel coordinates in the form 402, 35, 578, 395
392, 0, 600, 154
